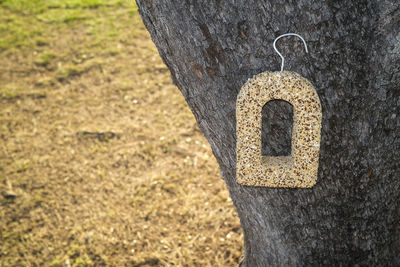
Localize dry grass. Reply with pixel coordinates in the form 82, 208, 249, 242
0, 1, 243, 266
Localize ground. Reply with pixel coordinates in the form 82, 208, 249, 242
0, 1, 242, 266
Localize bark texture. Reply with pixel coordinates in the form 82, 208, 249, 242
136, 0, 400, 266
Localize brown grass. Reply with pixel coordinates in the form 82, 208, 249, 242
0, 1, 242, 266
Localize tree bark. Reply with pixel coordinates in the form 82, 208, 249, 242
136, 0, 400, 266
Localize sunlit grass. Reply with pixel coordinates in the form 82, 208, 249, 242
0, 0, 126, 14
0, 1, 243, 266
0, 0, 135, 51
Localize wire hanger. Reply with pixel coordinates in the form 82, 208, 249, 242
273, 33, 308, 72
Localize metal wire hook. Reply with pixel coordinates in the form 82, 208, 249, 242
273, 33, 308, 72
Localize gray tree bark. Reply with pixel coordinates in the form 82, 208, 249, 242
135, 0, 400, 266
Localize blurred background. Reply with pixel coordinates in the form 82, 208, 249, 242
0, 0, 242, 266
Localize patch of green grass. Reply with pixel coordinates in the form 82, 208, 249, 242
0, 10, 43, 51
34, 51, 56, 67
55, 59, 103, 81
0, 84, 27, 100
0, 0, 49, 15
0, 0, 132, 51
0, 0, 127, 15
128, 8, 137, 17
56, 65, 83, 81
0, 87, 18, 99
37, 9, 90, 24
73, 255, 93, 267
66, 0, 102, 9
84, 16, 123, 45
64, 0, 126, 9
107, 28, 118, 37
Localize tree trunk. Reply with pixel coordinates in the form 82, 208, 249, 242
136, 1, 400, 266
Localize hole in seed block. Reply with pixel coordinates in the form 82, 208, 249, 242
261, 100, 293, 156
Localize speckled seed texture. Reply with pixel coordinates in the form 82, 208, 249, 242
236, 71, 322, 188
